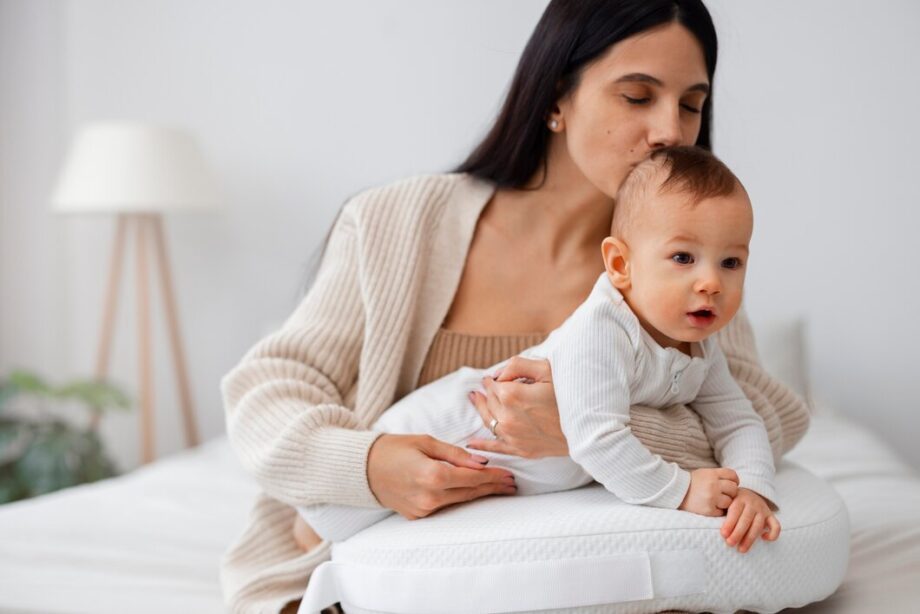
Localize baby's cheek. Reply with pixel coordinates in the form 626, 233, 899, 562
722, 288, 744, 321
650, 288, 686, 331
656, 286, 685, 316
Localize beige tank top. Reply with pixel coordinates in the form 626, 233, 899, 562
417, 327, 549, 388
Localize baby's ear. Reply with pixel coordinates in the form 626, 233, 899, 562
601, 237, 631, 290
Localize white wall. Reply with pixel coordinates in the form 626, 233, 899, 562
1, 0, 918, 471
706, 0, 920, 464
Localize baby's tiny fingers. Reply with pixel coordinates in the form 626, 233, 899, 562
728, 506, 755, 546
764, 515, 782, 541
719, 479, 739, 498
721, 503, 742, 537
739, 513, 765, 553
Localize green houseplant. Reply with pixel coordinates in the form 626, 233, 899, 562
0, 370, 130, 504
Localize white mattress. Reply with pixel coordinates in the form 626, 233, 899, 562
299, 462, 848, 614
0, 412, 917, 614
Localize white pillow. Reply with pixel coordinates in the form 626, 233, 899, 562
300, 461, 848, 614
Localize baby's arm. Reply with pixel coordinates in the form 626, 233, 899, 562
693, 342, 781, 552
692, 341, 778, 507
549, 299, 692, 509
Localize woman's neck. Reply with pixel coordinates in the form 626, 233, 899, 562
492, 169, 614, 264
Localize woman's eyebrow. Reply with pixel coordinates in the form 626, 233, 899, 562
614, 73, 710, 94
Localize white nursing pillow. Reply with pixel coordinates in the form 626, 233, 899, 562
300, 460, 848, 614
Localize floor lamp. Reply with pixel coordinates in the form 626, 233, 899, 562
52, 122, 220, 464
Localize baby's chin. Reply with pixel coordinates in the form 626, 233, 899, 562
656, 318, 728, 346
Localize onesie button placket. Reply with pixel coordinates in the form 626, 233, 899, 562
670, 368, 684, 395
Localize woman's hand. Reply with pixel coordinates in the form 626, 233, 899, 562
366, 433, 517, 520
466, 356, 568, 459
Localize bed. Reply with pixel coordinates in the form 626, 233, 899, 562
1, 409, 917, 613
1, 337, 918, 613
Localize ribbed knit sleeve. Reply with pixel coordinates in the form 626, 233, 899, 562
626, 309, 810, 470
692, 342, 777, 506
221, 202, 384, 510
551, 296, 691, 509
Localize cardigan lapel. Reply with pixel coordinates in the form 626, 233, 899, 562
396, 173, 496, 399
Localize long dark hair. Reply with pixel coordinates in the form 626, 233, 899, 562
455, 0, 718, 189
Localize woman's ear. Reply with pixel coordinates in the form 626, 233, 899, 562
546, 103, 564, 132
601, 237, 631, 290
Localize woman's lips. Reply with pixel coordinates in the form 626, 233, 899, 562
686, 309, 717, 328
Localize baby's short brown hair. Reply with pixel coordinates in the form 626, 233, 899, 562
612, 146, 744, 238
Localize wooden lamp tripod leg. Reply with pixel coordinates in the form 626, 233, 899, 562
93, 213, 200, 465
136, 214, 155, 464
92, 214, 128, 431
150, 214, 200, 448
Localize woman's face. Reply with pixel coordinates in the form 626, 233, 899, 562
554, 22, 710, 198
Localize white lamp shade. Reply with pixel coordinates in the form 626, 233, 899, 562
52, 121, 220, 213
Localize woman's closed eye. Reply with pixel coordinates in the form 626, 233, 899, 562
622, 95, 702, 114
623, 95, 651, 105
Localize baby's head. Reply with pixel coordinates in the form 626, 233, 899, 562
602, 146, 752, 350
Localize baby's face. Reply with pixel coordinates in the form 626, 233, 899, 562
623, 188, 752, 348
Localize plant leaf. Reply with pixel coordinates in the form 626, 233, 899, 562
14, 423, 79, 497
9, 371, 53, 396
54, 380, 132, 412
0, 379, 18, 412
0, 463, 27, 504
0, 419, 33, 465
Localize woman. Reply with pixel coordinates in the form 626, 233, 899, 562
221, 1, 810, 612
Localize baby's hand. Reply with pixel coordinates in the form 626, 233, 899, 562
720, 488, 781, 554
678, 468, 739, 517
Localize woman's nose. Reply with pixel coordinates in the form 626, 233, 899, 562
647, 103, 683, 149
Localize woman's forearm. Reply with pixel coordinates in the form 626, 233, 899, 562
222, 205, 385, 510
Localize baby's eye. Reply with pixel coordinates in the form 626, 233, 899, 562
721, 257, 743, 269
671, 252, 694, 265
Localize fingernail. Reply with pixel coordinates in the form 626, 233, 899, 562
471, 454, 489, 464
468, 392, 476, 402
492, 369, 503, 379
502, 476, 515, 484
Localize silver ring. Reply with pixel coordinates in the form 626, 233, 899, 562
489, 417, 499, 437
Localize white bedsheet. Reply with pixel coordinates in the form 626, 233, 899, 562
0, 412, 917, 614
785, 410, 920, 613
0, 438, 258, 613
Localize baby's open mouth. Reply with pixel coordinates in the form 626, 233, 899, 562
687, 308, 717, 327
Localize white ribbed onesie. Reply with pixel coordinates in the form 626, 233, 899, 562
299, 273, 777, 541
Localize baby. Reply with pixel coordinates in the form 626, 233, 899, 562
299, 145, 781, 553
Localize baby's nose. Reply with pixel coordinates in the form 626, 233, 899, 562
695, 272, 722, 294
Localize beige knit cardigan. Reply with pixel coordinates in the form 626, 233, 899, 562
220, 173, 810, 613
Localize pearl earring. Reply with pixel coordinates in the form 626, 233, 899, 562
549, 119, 559, 130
